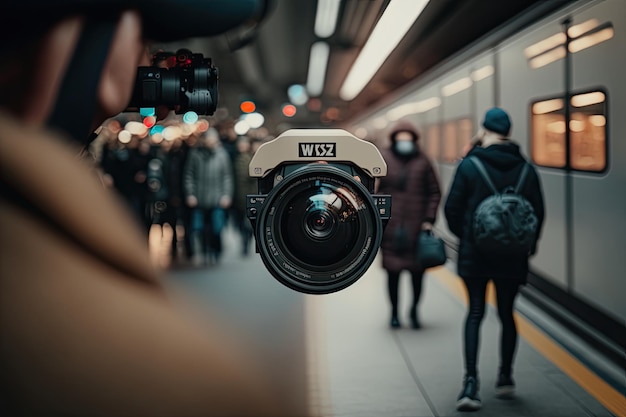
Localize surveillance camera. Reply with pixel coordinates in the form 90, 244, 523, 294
247, 129, 391, 294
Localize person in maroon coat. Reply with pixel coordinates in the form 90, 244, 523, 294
377, 120, 442, 329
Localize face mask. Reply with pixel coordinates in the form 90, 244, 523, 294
394, 140, 415, 155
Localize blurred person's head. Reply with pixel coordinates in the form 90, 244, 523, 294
0, 0, 269, 146
160, 139, 173, 152
388, 120, 420, 157
200, 127, 221, 150
473, 107, 512, 148
251, 139, 263, 154
172, 138, 183, 150
0, 11, 147, 132
138, 139, 151, 154
186, 132, 199, 148
236, 136, 251, 153
482, 107, 511, 137
217, 120, 238, 142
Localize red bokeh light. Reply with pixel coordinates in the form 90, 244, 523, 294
307, 98, 322, 112
143, 116, 156, 128
240, 101, 256, 113
282, 104, 297, 117
196, 119, 210, 132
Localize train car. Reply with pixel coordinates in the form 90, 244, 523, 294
348, 0, 625, 373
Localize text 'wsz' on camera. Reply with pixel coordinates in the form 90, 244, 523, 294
247, 129, 392, 295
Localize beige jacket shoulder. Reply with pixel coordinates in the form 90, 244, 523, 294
0, 112, 308, 416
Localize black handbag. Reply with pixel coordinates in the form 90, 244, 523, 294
416, 229, 447, 268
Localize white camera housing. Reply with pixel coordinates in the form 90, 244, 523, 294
249, 128, 387, 179
246, 128, 392, 294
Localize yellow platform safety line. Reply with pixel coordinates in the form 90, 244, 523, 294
430, 266, 626, 417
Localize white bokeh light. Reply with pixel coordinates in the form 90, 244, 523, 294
118, 130, 132, 144
163, 125, 182, 141
125, 121, 148, 136
244, 112, 265, 129
234, 120, 251, 135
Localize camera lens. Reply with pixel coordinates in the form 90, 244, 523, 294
304, 208, 335, 239
255, 164, 383, 294
280, 182, 359, 267
127, 50, 218, 115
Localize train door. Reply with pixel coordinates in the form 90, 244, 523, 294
567, 0, 625, 323
498, 5, 574, 290
499, 0, 625, 323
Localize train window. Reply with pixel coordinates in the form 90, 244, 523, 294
531, 98, 566, 168
525, 20, 614, 69
442, 121, 457, 163
530, 91, 607, 172
457, 118, 473, 159
440, 118, 473, 163
570, 92, 607, 172
425, 124, 440, 161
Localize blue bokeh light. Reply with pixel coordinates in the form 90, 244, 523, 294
183, 111, 199, 124
150, 125, 165, 135
140, 107, 156, 117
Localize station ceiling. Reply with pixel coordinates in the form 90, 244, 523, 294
156, 0, 572, 136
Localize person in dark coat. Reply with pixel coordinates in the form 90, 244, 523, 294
233, 136, 258, 256
184, 127, 234, 265
444, 107, 545, 411
378, 120, 442, 329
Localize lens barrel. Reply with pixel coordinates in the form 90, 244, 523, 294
254, 164, 383, 294
127, 53, 218, 115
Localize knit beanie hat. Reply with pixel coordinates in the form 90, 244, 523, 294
482, 107, 511, 136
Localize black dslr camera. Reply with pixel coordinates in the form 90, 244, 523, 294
247, 129, 391, 294
127, 49, 218, 115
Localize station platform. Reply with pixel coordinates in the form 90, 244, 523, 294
158, 226, 625, 417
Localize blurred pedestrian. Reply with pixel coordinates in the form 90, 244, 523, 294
377, 120, 442, 329
233, 136, 257, 256
445, 107, 545, 411
145, 139, 183, 259
183, 127, 234, 265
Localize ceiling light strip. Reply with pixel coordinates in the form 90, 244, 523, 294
339, 0, 430, 101
307, 42, 330, 97
315, 0, 341, 38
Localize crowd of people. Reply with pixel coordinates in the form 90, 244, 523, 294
92, 117, 267, 266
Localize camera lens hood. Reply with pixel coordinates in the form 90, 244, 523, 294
254, 164, 383, 294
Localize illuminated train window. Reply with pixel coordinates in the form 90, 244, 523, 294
441, 118, 473, 163
443, 121, 457, 163
457, 118, 473, 159
531, 90, 607, 172
425, 124, 441, 161
524, 19, 614, 69
531, 98, 566, 168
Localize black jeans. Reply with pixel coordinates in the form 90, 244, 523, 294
191, 208, 223, 258
462, 277, 520, 378
387, 269, 425, 317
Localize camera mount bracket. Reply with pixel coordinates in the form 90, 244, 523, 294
249, 129, 387, 178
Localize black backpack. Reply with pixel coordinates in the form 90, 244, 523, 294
469, 156, 538, 255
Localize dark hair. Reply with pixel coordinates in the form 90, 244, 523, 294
391, 129, 419, 143
388, 120, 420, 143
0, 37, 43, 115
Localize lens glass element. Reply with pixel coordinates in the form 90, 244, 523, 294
280, 181, 360, 266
